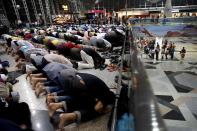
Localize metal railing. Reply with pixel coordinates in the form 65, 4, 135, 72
129, 28, 167, 131
111, 26, 167, 131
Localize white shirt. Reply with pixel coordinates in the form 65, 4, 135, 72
103, 38, 112, 48
2, 34, 11, 40
0, 74, 8, 81
96, 33, 106, 39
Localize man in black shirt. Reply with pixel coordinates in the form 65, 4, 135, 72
57, 47, 105, 69
47, 69, 115, 130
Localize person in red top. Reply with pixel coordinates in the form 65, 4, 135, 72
63, 41, 81, 49
24, 33, 33, 40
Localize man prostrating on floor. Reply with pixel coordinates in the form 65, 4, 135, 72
47, 69, 115, 130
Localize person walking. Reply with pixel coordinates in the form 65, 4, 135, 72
180, 47, 186, 60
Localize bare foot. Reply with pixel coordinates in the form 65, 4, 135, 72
47, 95, 55, 105
35, 86, 46, 97
32, 79, 40, 89
15, 61, 22, 69
95, 101, 104, 113
35, 82, 43, 90
48, 103, 62, 117
59, 113, 76, 130
29, 74, 34, 82
26, 71, 32, 80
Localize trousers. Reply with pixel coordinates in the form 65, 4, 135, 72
77, 50, 94, 69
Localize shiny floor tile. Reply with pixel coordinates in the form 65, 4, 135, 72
31, 110, 54, 131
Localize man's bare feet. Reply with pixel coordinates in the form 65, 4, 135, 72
35, 82, 44, 90
59, 113, 77, 130
30, 73, 44, 83
15, 61, 22, 69
94, 101, 104, 113
35, 85, 46, 97
48, 103, 63, 117
26, 71, 32, 80
31, 78, 37, 89
47, 95, 55, 105
32, 78, 46, 89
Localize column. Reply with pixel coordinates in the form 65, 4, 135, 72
38, 0, 46, 25
45, 0, 52, 24
31, 0, 39, 22
22, 0, 31, 23
11, 0, 20, 20
164, 0, 172, 17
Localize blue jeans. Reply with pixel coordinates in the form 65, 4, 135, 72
45, 85, 63, 94
55, 96, 72, 102
0, 61, 9, 67
43, 81, 56, 86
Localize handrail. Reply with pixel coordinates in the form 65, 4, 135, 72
129, 28, 167, 131
110, 25, 167, 131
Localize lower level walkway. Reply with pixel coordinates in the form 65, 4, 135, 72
143, 37, 197, 131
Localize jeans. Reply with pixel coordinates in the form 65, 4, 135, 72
43, 81, 56, 86
41, 57, 49, 69
54, 95, 72, 103
45, 85, 63, 94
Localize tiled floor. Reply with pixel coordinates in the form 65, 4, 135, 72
1, 36, 197, 131
143, 37, 197, 131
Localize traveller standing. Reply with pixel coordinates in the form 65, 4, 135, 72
155, 44, 160, 60
161, 43, 166, 60
165, 44, 170, 60
170, 43, 176, 60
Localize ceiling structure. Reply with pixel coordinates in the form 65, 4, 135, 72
80, 0, 197, 11
0, 0, 197, 25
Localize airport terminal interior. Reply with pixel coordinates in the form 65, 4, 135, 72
0, 0, 197, 131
